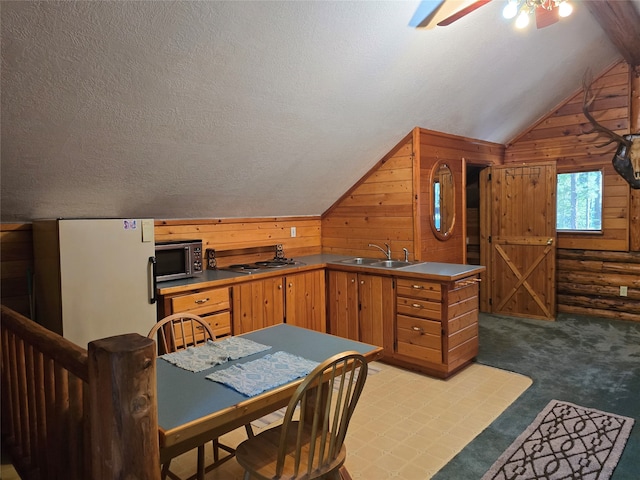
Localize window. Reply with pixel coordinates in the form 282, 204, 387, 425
433, 181, 441, 230
556, 170, 603, 232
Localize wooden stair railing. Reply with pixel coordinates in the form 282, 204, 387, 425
1, 305, 160, 479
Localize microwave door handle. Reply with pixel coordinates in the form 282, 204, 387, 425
149, 256, 157, 304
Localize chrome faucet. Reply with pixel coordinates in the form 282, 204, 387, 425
403, 248, 409, 262
368, 243, 391, 260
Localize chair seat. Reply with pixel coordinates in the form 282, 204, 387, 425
236, 422, 347, 480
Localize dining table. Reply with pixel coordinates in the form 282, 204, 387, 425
156, 323, 384, 467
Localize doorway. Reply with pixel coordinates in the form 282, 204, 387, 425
465, 165, 485, 266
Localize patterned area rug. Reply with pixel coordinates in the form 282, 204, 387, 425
482, 400, 635, 480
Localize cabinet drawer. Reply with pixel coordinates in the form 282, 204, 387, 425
449, 280, 479, 305
396, 296, 441, 320
171, 288, 230, 314
396, 315, 442, 363
174, 311, 231, 347
396, 278, 441, 301
204, 311, 231, 338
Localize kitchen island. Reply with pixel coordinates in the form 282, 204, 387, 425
156, 254, 484, 378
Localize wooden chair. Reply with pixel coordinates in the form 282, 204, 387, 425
235, 351, 368, 480
149, 313, 251, 480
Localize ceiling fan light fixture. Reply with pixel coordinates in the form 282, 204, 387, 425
515, 10, 530, 28
504, 0, 572, 29
558, 1, 572, 17
503, 1, 518, 19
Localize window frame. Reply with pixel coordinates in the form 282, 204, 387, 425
556, 167, 605, 235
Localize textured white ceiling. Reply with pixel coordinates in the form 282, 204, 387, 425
0, 1, 623, 223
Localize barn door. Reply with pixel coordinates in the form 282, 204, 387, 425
486, 162, 557, 320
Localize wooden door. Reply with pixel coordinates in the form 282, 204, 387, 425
358, 274, 394, 350
232, 277, 284, 334
486, 162, 557, 320
285, 270, 326, 332
327, 270, 359, 340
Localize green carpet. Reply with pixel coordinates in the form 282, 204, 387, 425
432, 313, 640, 480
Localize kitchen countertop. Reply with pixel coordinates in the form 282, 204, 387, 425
156, 253, 485, 295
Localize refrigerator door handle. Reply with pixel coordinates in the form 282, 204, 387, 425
149, 256, 157, 304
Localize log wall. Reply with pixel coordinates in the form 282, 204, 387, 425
505, 61, 639, 321
557, 249, 640, 322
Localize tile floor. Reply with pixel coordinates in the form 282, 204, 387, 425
1, 361, 531, 479
167, 361, 532, 480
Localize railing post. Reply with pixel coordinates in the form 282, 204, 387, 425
88, 333, 160, 479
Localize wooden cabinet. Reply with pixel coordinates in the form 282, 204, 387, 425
391, 275, 479, 378
158, 286, 232, 345
327, 271, 358, 341
395, 278, 442, 364
327, 270, 393, 352
232, 269, 326, 335
285, 269, 326, 332
232, 276, 284, 335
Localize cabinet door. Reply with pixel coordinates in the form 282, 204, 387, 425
358, 274, 393, 350
232, 277, 284, 334
285, 270, 326, 332
327, 270, 359, 340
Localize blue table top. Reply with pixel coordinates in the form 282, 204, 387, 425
156, 324, 381, 432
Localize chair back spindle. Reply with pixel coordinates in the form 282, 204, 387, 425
236, 350, 368, 480
148, 313, 215, 354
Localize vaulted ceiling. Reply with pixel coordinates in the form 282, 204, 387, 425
1, 1, 639, 223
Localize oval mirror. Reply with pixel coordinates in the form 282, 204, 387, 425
430, 162, 455, 240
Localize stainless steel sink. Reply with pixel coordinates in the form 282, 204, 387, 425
340, 257, 379, 265
369, 260, 413, 268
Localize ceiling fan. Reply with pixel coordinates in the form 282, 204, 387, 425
409, 0, 573, 30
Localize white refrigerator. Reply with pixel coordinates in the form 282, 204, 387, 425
32, 218, 157, 348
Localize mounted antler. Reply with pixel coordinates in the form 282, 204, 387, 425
582, 69, 640, 188
581, 70, 631, 149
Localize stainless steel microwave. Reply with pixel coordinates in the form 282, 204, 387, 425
153, 240, 203, 282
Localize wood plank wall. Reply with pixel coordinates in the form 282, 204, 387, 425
417, 129, 503, 263
322, 129, 502, 264
505, 61, 640, 321
0, 219, 320, 318
0, 224, 34, 317
321, 134, 417, 261
3, 63, 635, 322
154, 217, 322, 266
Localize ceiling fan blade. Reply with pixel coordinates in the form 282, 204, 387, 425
437, 0, 492, 26
535, 4, 560, 28
410, 0, 491, 29
408, 1, 447, 28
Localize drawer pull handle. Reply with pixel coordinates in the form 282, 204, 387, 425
411, 285, 424, 289
411, 303, 422, 308
412, 326, 424, 332
194, 298, 210, 304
